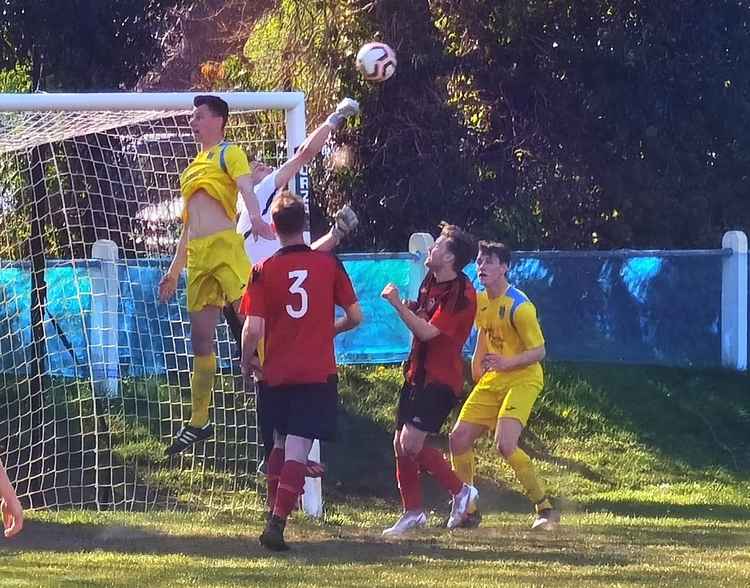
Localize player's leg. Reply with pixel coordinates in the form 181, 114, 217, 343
165, 304, 220, 455
449, 421, 485, 485
261, 380, 337, 551
383, 425, 428, 536
448, 374, 500, 527
448, 420, 486, 528
404, 415, 477, 532
383, 384, 427, 536
227, 299, 276, 471
383, 382, 477, 533
260, 432, 312, 552
259, 383, 293, 552
495, 381, 559, 530
450, 376, 499, 484
411, 384, 478, 530
265, 429, 285, 516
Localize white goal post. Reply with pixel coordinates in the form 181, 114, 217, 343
0, 91, 322, 516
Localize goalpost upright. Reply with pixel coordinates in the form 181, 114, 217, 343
0, 91, 324, 515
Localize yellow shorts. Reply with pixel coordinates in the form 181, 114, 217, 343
186, 229, 251, 313
458, 371, 543, 428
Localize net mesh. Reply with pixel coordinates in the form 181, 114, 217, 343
0, 107, 287, 512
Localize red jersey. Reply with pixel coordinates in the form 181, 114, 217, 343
240, 244, 357, 387
405, 273, 476, 395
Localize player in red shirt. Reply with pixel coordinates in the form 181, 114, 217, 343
380, 224, 478, 536
240, 191, 362, 551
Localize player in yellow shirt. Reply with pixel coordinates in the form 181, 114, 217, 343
449, 241, 560, 530
159, 95, 275, 455
158, 95, 361, 456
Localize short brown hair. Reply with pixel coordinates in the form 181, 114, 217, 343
478, 240, 511, 265
194, 95, 229, 127
271, 190, 306, 236
440, 223, 477, 272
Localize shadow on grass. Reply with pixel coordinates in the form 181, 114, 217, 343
0, 519, 636, 569
582, 521, 750, 549
521, 429, 617, 487
7, 505, 749, 565
551, 364, 750, 475
583, 499, 750, 522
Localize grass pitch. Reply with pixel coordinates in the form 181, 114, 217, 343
1, 363, 749, 586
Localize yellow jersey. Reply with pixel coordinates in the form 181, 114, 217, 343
476, 286, 545, 381
180, 141, 251, 222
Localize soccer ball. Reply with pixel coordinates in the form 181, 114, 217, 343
356, 42, 397, 82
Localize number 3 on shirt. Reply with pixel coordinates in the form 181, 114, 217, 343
286, 270, 309, 318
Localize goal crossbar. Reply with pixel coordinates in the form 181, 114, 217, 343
0, 91, 306, 112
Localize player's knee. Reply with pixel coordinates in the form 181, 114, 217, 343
449, 428, 473, 455
191, 336, 213, 357
496, 438, 517, 460
401, 434, 423, 458
393, 431, 406, 456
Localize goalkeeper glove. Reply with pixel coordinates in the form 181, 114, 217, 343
326, 98, 360, 129
330, 205, 359, 243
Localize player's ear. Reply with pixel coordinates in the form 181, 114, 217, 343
271, 222, 278, 236
445, 250, 456, 269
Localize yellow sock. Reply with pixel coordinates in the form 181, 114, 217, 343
506, 447, 546, 505
189, 354, 216, 427
451, 450, 477, 512
451, 450, 475, 486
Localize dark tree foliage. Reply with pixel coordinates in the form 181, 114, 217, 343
336, 0, 479, 249
0, 0, 186, 89
421, 0, 750, 249
318, 0, 750, 250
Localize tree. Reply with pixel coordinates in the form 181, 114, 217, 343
433, 0, 750, 248
0, 0, 186, 90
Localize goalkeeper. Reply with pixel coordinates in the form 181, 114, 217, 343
159, 95, 359, 456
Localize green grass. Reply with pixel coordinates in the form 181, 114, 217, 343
1, 362, 749, 586
2, 507, 748, 587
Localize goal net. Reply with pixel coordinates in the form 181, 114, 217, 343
0, 92, 306, 512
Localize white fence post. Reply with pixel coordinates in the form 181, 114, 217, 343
721, 231, 748, 371
408, 233, 434, 300
284, 100, 323, 518
90, 239, 120, 397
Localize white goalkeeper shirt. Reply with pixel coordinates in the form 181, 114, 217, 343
236, 170, 282, 263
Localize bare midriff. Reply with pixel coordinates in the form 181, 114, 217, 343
186, 189, 235, 240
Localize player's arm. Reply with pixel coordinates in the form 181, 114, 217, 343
159, 224, 188, 302
381, 283, 441, 342
240, 315, 265, 378
273, 123, 332, 190
0, 458, 23, 538
487, 345, 545, 372
239, 263, 266, 377
272, 97, 359, 190
312, 205, 359, 252
236, 174, 275, 241
485, 303, 546, 372
471, 329, 489, 382
335, 302, 363, 334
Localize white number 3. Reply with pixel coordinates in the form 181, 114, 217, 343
285, 270, 309, 319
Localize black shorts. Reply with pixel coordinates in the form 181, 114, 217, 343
265, 376, 338, 442
396, 382, 458, 434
